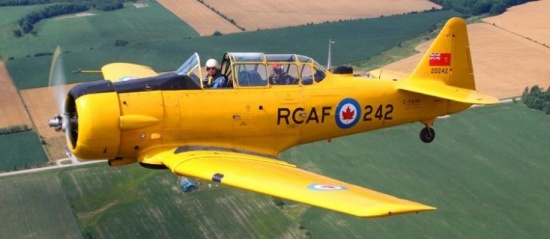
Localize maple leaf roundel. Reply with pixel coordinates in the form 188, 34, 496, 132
335, 98, 361, 129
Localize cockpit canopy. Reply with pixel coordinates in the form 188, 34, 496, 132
176, 52, 327, 89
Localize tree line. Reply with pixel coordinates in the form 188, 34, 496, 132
11, 0, 132, 36
17, 3, 89, 34
522, 85, 550, 114
0, 0, 62, 7
0, 125, 30, 135
430, 0, 536, 16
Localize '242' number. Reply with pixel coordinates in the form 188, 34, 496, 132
363, 104, 393, 121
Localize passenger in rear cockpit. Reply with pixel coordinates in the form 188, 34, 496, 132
203, 59, 228, 88
269, 64, 294, 85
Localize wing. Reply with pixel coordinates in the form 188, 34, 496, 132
101, 63, 158, 82
162, 150, 435, 218
398, 80, 499, 105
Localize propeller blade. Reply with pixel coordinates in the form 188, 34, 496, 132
48, 45, 66, 112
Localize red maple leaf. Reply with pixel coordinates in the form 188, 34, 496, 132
341, 106, 355, 120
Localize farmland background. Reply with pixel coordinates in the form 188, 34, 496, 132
0, 0, 549, 238
0, 7, 457, 164
4, 10, 457, 89
0, 172, 81, 238
363, 0, 550, 99
1, 103, 549, 238
157, 0, 441, 35
0, 131, 48, 171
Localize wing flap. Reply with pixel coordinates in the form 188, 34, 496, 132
163, 150, 435, 218
101, 63, 158, 82
398, 80, 499, 104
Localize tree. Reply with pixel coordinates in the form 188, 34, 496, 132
543, 102, 550, 114
13, 29, 22, 38
490, 3, 507, 14
114, 39, 129, 46
472, 0, 491, 15
522, 84, 550, 114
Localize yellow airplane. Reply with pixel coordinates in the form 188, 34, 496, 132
48, 17, 497, 218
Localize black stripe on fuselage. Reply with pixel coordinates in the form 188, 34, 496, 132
68, 72, 201, 100
113, 72, 201, 93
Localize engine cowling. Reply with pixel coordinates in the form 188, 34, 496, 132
65, 81, 121, 159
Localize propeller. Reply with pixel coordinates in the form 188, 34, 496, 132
48, 45, 66, 112
47, 46, 68, 132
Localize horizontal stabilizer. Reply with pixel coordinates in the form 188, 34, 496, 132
398, 80, 499, 104
162, 150, 435, 218
101, 63, 157, 82
367, 68, 408, 81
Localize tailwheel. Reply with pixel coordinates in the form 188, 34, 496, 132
419, 127, 435, 143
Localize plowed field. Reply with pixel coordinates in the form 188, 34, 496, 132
0, 62, 31, 128
157, 0, 440, 36
379, 1, 550, 99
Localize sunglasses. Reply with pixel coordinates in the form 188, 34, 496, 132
206, 67, 216, 71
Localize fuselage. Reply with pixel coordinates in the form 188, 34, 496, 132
67, 71, 469, 166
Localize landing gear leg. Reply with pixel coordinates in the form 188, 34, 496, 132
419, 126, 435, 143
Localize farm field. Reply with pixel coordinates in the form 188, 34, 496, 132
158, 0, 441, 35
0, 172, 81, 238
484, 0, 550, 46
20, 85, 76, 139
4, 10, 457, 90
1, 103, 549, 238
0, 131, 48, 171
289, 103, 550, 238
0, 1, 198, 61
376, 1, 550, 99
380, 22, 550, 99
0, 62, 31, 128
60, 165, 302, 238
156, 0, 241, 36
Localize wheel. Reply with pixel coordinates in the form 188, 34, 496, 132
420, 127, 435, 143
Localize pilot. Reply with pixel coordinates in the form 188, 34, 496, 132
269, 64, 294, 85
203, 59, 228, 88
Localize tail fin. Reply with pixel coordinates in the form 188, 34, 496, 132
398, 17, 498, 105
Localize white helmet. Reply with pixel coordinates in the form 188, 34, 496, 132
205, 59, 218, 68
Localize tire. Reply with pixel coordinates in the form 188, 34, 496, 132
420, 127, 435, 143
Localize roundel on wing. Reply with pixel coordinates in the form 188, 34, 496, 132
335, 98, 361, 129
307, 183, 347, 191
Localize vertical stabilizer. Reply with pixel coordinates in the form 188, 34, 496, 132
398, 18, 498, 105
408, 17, 475, 90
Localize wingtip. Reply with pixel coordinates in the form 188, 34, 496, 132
474, 95, 500, 105
359, 204, 437, 218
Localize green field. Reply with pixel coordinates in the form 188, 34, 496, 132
0, 2, 199, 60
0, 5, 45, 38
288, 103, 550, 238
2, 9, 458, 89
0, 131, 49, 171
59, 164, 301, 238
0, 172, 81, 238
1, 103, 549, 238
